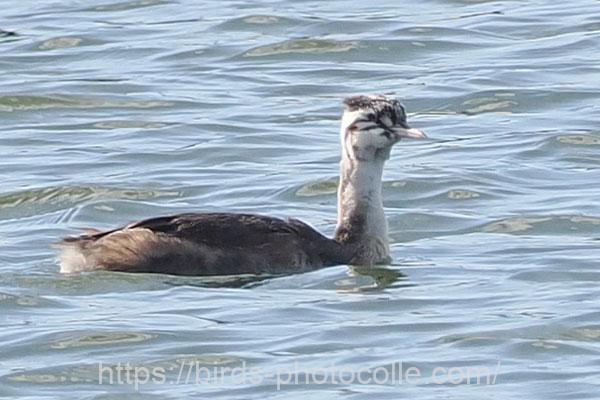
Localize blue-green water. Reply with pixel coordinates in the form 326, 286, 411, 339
1, 0, 599, 398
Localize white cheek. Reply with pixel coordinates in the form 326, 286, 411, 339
352, 130, 388, 148
341, 111, 361, 130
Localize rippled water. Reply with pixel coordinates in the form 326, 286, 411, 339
1, 0, 599, 398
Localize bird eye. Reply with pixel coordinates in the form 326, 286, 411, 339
380, 130, 392, 139
379, 115, 394, 128
396, 105, 407, 121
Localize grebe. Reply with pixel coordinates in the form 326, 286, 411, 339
56, 95, 426, 276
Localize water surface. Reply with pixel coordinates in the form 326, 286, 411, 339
1, 0, 599, 398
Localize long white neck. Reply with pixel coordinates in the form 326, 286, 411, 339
334, 151, 390, 265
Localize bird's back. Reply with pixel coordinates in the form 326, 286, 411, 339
56, 213, 347, 276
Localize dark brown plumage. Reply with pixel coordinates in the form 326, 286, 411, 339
57, 213, 351, 275
56, 94, 426, 276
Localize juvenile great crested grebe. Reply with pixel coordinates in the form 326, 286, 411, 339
56, 95, 426, 276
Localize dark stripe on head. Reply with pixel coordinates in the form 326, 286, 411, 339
343, 94, 408, 131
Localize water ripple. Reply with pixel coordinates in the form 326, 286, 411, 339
242, 39, 359, 57
0, 95, 171, 112
1, 0, 600, 398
